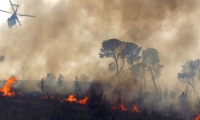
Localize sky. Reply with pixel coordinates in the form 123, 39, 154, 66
0, 0, 200, 89
0, 1, 10, 24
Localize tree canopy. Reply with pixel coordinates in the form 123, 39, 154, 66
142, 48, 163, 92
99, 38, 141, 83
178, 59, 200, 98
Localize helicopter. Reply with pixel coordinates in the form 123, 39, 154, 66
0, 0, 36, 28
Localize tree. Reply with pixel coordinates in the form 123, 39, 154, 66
37, 78, 46, 95
99, 38, 141, 83
46, 72, 56, 81
57, 74, 64, 86
74, 76, 81, 98
178, 59, 200, 99
124, 42, 142, 84
122, 42, 142, 65
142, 48, 163, 92
129, 62, 145, 85
179, 86, 190, 117
39, 72, 56, 93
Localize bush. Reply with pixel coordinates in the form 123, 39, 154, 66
87, 81, 105, 110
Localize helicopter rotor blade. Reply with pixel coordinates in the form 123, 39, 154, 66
17, 14, 36, 17
0, 10, 13, 14
16, 16, 21, 26
9, 0, 15, 12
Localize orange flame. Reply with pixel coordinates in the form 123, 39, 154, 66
0, 76, 16, 97
133, 105, 140, 113
66, 94, 77, 102
195, 114, 200, 120
77, 94, 89, 104
63, 94, 89, 104
120, 100, 127, 111
111, 100, 127, 111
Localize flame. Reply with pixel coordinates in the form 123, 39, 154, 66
0, 76, 16, 97
66, 94, 77, 102
111, 100, 127, 111
133, 105, 140, 113
120, 100, 127, 111
77, 94, 89, 105
63, 94, 89, 104
195, 114, 200, 120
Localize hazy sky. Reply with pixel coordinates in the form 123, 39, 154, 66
0, 0, 200, 88
0, 1, 10, 24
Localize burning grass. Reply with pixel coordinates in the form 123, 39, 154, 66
0, 77, 195, 120
0, 76, 16, 96
62, 94, 89, 105
111, 100, 127, 111
133, 105, 140, 113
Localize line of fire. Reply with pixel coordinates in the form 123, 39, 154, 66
0, 76, 140, 112
0, 75, 200, 120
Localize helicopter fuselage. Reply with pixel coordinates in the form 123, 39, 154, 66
7, 7, 18, 28
7, 14, 17, 28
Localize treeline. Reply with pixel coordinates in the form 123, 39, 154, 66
36, 72, 90, 98
99, 38, 163, 92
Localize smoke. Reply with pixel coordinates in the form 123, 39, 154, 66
0, 0, 200, 86
1, 1, 200, 119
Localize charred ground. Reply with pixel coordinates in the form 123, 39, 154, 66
0, 78, 185, 120
0, 92, 182, 120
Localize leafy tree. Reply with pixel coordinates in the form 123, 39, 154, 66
99, 38, 141, 83
37, 78, 46, 95
46, 72, 56, 81
179, 86, 190, 117
178, 59, 200, 98
74, 76, 81, 98
99, 39, 124, 83
57, 74, 64, 86
122, 42, 142, 65
142, 48, 163, 92
43, 72, 56, 93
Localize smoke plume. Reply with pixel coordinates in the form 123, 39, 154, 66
0, 0, 199, 86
